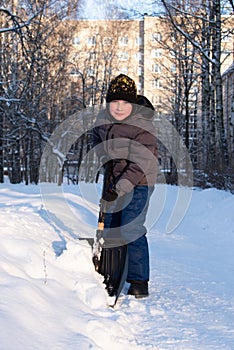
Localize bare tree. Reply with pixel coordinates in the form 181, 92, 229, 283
0, 0, 81, 184
159, 0, 232, 177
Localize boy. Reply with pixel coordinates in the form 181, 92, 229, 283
92, 74, 157, 298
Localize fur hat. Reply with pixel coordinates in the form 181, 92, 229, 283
106, 74, 137, 104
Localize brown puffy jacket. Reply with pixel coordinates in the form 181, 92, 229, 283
92, 106, 158, 195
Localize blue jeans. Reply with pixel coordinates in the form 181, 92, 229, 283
104, 185, 154, 281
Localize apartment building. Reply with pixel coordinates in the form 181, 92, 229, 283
68, 16, 173, 112
68, 15, 233, 107
68, 18, 144, 104
67, 15, 234, 171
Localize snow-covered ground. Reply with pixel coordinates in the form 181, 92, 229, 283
0, 179, 234, 350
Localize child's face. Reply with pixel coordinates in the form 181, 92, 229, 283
109, 100, 133, 121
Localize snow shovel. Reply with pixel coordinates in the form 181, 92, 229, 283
92, 162, 128, 306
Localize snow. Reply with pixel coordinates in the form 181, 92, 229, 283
0, 179, 234, 350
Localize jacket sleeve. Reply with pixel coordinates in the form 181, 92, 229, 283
92, 125, 109, 165
115, 128, 157, 195
92, 126, 101, 149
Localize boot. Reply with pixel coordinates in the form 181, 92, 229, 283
127, 280, 149, 298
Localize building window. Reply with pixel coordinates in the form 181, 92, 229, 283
137, 66, 143, 76
171, 64, 177, 73
171, 33, 178, 43
89, 52, 96, 60
152, 95, 162, 104
152, 78, 162, 88
103, 37, 112, 46
87, 36, 96, 46
103, 52, 112, 60
137, 82, 142, 92
135, 37, 142, 45
152, 63, 162, 73
87, 67, 95, 76
73, 37, 80, 45
152, 33, 162, 42
119, 52, 128, 60
119, 36, 128, 46
151, 49, 162, 58
135, 52, 143, 61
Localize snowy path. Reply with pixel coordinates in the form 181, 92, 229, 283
0, 183, 234, 349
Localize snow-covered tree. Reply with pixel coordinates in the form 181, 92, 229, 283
159, 0, 233, 179
0, 0, 81, 184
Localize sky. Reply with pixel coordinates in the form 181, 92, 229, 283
78, 0, 234, 19
0, 179, 234, 349
79, 0, 162, 19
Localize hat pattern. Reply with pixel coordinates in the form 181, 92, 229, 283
106, 74, 137, 104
